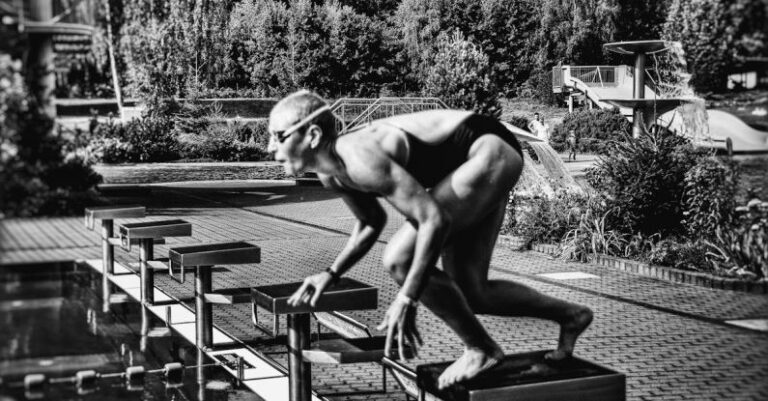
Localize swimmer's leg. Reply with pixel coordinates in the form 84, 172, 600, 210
442, 202, 592, 363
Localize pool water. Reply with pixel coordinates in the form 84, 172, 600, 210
0, 263, 259, 401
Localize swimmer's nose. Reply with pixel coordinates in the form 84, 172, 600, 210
267, 135, 277, 153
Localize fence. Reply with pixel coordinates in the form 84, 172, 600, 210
330, 97, 448, 132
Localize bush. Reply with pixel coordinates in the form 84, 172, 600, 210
503, 191, 586, 246
586, 125, 706, 237
648, 239, 710, 272
705, 195, 768, 280
549, 108, 630, 153
507, 116, 529, 131
1, 55, 101, 217
177, 121, 270, 162
683, 156, 739, 239
561, 196, 626, 261
88, 116, 178, 162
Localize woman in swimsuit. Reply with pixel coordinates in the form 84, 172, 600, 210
271, 90, 593, 389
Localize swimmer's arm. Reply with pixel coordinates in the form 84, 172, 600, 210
320, 175, 387, 279
368, 162, 449, 301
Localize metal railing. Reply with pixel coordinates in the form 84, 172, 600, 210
552, 66, 564, 92
330, 97, 448, 132
568, 66, 618, 87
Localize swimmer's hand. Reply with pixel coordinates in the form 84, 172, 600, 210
287, 272, 334, 307
377, 293, 423, 361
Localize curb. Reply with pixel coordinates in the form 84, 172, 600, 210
497, 235, 528, 251
530, 243, 768, 295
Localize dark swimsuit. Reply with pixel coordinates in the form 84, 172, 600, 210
400, 114, 524, 188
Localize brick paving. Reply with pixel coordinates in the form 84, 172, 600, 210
1, 183, 767, 401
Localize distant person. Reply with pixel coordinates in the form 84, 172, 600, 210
527, 112, 548, 141
271, 90, 593, 389
567, 129, 578, 161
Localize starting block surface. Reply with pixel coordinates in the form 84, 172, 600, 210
416, 350, 625, 401
252, 278, 377, 314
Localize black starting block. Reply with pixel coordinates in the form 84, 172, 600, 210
416, 350, 625, 401
252, 278, 378, 401
83, 205, 146, 312
168, 242, 261, 351
119, 219, 193, 348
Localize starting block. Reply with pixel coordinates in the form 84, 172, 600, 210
252, 278, 378, 401
168, 242, 261, 350
416, 350, 625, 401
83, 205, 146, 312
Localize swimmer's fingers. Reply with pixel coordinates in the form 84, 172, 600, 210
288, 281, 311, 306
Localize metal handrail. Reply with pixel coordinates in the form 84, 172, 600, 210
330, 97, 448, 131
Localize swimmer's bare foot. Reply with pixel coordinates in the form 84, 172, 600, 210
437, 346, 504, 389
545, 307, 593, 360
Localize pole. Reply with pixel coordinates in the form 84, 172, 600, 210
196, 266, 213, 349
101, 0, 123, 119
101, 220, 113, 313
288, 313, 311, 401
632, 52, 647, 138
139, 239, 154, 351
27, 0, 56, 119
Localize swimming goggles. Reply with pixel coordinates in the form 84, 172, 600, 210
271, 105, 332, 143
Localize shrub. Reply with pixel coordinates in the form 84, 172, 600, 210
549, 108, 630, 153
88, 115, 178, 163
586, 125, 706, 237
648, 239, 710, 272
177, 122, 270, 162
507, 116, 529, 131
504, 191, 586, 246
683, 156, 739, 239
705, 195, 768, 280
561, 196, 626, 261
1, 55, 101, 217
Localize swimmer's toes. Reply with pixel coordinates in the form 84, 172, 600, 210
544, 349, 570, 361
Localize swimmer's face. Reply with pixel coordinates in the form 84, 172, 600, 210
268, 107, 313, 176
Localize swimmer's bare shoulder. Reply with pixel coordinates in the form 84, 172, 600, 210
333, 134, 399, 194
378, 109, 474, 143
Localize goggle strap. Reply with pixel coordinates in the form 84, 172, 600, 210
281, 105, 332, 138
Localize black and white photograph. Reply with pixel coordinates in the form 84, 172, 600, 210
1, 1, 767, 400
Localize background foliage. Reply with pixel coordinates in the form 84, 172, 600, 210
52, 0, 767, 102
548, 108, 630, 153
586, 126, 706, 237
0, 56, 101, 217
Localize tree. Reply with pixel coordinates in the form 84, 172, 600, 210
121, 0, 232, 100
610, 1, 669, 42
230, 0, 291, 96
663, 0, 768, 93
529, 0, 618, 103
423, 31, 501, 116
324, 2, 395, 96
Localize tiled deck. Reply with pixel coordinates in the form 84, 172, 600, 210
1, 183, 767, 401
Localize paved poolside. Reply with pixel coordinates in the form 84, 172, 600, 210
1, 182, 767, 401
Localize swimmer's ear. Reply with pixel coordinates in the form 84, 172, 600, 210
307, 124, 323, 149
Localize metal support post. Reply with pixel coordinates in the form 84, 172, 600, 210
288, 313, 311, 401
139, 238, 153, 350
197, 348, 207, 401
196, 266, 213, 350
101, 220, 114, 313
632, 52, 647, 138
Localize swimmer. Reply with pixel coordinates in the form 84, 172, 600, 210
274, 90, 593, 389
